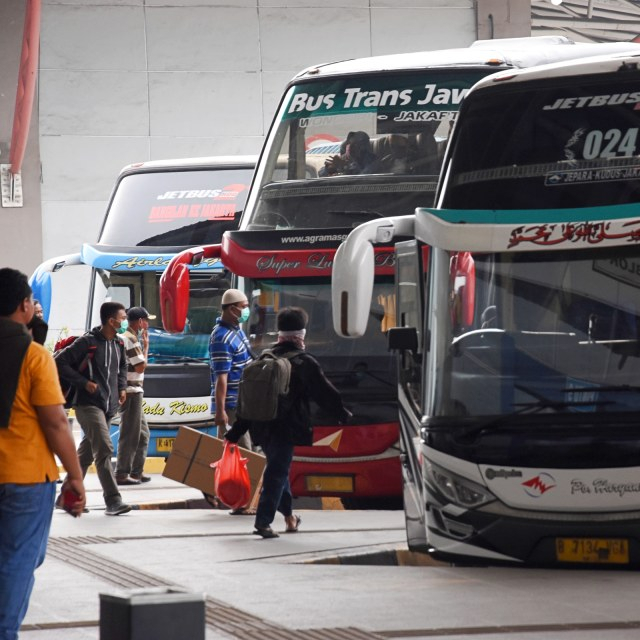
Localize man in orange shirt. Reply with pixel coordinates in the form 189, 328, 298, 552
0, 268, 86, 640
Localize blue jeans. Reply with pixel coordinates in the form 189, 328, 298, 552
255, 439, 294, 529
0, 482, 56, 640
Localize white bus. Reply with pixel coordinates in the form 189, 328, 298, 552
333, 51, 640, 565
161, 37, 640, 509
31, 156, 256, 456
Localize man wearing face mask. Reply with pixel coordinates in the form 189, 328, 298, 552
55, 302, 130, 515
209, 289, 253, 453
115, 307, 153, 486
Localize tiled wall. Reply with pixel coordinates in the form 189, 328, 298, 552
38, 0, 478, 260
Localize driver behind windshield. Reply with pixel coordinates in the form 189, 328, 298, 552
319, 131, 381, 176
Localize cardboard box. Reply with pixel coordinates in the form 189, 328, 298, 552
163, 426, 265, 502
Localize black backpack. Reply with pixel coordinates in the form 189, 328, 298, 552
236, 350, 298, 422
53, 334, 96, 408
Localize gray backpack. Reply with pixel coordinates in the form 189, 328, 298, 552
237, 350, 298, 422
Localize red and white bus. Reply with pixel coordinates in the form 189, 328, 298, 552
161, 37, 640, 508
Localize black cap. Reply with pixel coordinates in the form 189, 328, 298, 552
276, 307, 308, 331
127, 306, 156, 321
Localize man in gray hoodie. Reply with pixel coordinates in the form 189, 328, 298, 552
56, 302, 130, 515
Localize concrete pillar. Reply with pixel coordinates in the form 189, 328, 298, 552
476, 0, 532, 40
0, 0, 43, 275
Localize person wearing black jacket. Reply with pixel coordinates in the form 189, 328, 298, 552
55, 302, 130, 515
226, 307, 351, 538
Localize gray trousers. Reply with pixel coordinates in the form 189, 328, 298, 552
75, 404, 121, 506
116, 392, 150, 477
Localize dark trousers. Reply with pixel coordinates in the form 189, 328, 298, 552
255, 438, 294, 529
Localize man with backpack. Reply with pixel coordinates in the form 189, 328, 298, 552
55, 302, 131, 516
225, 307, 351, 538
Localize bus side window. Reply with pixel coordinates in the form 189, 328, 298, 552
395, 240, 424, 415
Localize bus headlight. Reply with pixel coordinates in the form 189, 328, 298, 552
424, 459, 495, 508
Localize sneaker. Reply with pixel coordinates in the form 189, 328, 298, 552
253, 526, 279, 539
116, 475, 141, 486
130, 473, 151, 483
105, 500, 132, 516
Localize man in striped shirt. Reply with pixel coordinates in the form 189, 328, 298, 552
209, 289, 253, 451
115, 307, 153, 485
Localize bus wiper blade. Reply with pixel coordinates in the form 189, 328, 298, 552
148, 353, 208, 363
565, 385, 640, 393
457, 398, 614, 440
325, 369, 395, 387
328, 210, 385, 219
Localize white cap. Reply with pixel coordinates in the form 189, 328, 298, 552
221, 289, 248, 305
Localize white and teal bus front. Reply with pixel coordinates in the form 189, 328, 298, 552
413, 205, 640, 567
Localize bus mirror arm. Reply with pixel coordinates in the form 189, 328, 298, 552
29, 252, 82, 324
387, 326, 419, 353
160, 244, 222, 333
332, 216, 414, 339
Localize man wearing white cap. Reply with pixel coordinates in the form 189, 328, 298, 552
115, 306, 154, 485
209, 290, 253, 453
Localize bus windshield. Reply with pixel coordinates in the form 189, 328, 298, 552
100, 168, 254, 246
245, 69, 490, 230
246, 276, 397, 397
90, 269, 229, 363
432, 245, 640, 420
442, 74, 640, 210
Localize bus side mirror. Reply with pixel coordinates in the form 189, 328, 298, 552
332, 239, 374, 338
387, 326, 418, 352
160, 245, 217, 333
450, 251, 476, 329
160, 255, 190, 333
29, 269, 52, 323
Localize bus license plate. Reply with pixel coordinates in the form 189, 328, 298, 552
305, 475, 354, 493
156, 437, 175, 453
556, 538, 629, 564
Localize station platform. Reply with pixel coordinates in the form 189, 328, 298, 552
20, 473, 640, 640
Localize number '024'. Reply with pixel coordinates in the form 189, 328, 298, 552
583, 128, 638, 159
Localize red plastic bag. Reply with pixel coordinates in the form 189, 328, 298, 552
210, 442, 251, 510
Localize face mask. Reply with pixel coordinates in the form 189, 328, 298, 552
238, 307, 250, 323
116, 319, 129, 334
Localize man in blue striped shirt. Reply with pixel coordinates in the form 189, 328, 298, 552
209, 289, 253, 450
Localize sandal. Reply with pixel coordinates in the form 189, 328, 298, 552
285, 515, 301, 533
253, 526, 279, 539
229, 507, 257, 516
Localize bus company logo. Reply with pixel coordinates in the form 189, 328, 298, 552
522, 473, 556, 497
256, 255, 301, 274
508, 221, 640, 248
169, 400, 209, 416
157, 189, 223, 200
216, 183, 247, 200
112, 257, 170, 269
485, 468, 523, 480
307, 253, 333, 271
571, 478, 640, 498
374, 252, 395, 267
393, 110, 457, 123
542, 93, 640, 110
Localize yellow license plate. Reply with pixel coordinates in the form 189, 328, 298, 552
305, 475, 354, 493
156, 437, 175, 452
556, 538, 629, 564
